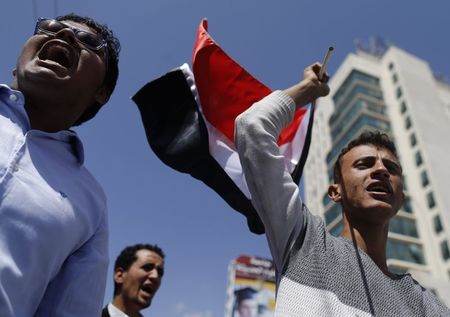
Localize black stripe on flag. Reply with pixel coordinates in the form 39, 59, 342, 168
132, 68, 266, 234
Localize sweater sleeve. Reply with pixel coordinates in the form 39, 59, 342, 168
235, 90, 307, 271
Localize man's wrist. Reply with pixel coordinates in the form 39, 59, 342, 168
284, 80, 314, 109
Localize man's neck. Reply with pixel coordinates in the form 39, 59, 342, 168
340, 214, 393, 277
24, 102, 70, 132
11, 82, 74, 132
112, 297, 142, 317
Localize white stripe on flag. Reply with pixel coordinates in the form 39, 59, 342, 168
180, 63, 310, 200
279, 105, 311, 173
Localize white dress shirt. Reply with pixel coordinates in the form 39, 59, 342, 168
0, 84, 109, 316
108, 303, 130, 317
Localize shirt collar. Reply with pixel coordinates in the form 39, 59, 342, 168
0, 84, 15, 92
47, 129, 85, 165
107, 303, 130, 317
0, 84, 26, 112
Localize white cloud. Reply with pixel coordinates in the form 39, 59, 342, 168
174, 302, 188, 313
183, 310, 213, 317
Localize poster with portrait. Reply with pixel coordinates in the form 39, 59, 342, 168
224, 255, 276, 317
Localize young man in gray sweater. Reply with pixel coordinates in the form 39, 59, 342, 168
235, 63, 450, 316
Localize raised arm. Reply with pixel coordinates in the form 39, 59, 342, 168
235, 63, 329, 270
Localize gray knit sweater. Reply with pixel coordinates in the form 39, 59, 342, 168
235, 90, 450, 316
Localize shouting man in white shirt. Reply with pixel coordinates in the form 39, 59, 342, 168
103, 244, 165, 317
0, 13, 120, 316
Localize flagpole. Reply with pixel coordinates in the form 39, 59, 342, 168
312, 46, 334, 110
319, 46, 334, 80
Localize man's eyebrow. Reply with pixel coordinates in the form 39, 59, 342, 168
383, 158, 402, 170
352, 156, 402, 168
352, 155, 375, 164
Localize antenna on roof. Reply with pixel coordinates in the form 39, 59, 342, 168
32, 0, 38, 21
54, 0, 58, 17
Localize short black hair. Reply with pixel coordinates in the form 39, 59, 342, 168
113, 244, 165, 296
333, 130, 400, 183
56, 13, 121, 125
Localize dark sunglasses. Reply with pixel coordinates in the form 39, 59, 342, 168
34, 17, 107, 51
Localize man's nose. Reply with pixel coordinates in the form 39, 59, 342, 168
54, 28, 78, 47
371, 160, 389, 178
148, 268, 161, 281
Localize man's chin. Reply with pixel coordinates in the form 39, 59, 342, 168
137, 301, 151, 310
362, 203, 397, 222
363, 195, 397, 212
137, 295, 152, 309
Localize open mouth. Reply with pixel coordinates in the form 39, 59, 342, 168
367, 182, 392, 195
141, 284, 154, 297
38, 41, 75, 69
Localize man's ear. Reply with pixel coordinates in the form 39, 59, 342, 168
10, 69, 18, 90
94, 85, 110, 106
328, 184, 342, 203
114, 268, 125, 284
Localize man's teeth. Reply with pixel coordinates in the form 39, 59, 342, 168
370, 186, 387, 193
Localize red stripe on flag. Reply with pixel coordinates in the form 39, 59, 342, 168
192, 19, 309, 146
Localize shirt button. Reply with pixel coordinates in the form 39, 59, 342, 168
9, 94, 18, 102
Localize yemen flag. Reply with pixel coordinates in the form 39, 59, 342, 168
132, 19, 314, 234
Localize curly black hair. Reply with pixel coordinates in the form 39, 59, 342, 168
56, 13, 121, 125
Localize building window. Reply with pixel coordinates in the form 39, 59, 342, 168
415, 151, 423, 166
329, 220, 343, 237
400, 101, 407, 114
440, 240, 450, 261
332, 70, 380, 107
325, 204, 342, 225
386, 240, 425, 264
410, 133, 417, 147
322, 192, 330, 207
403, 175, 409, 192
405, 116, 412, 130
433, 215, 443, 233
392, 73, 398, 83
396, 87, 403, 99
402, 196, 413, 213
421, 170, 429, 187
389, 62, 394, 70
389, 217, 419, 237
427, 192, 436, 209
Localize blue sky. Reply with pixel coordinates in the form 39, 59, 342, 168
1, 1, 450, 316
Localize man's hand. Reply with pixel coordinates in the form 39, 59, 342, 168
284, 63, 330, 109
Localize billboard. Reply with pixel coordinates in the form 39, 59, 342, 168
224, 255, 276, 317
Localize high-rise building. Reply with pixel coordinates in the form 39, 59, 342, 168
304, 40, 450, 305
